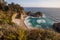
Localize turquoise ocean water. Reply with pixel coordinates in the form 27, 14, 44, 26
24, 7, 60, 28
24, 7, 60, 22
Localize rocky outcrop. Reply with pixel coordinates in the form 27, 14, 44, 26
11, 13, 20, 25
20, 10, 28, 30
11, 9, 28, 30
34, 12, 42, 17
26, 11, 43, 17
53, 22, 60, 33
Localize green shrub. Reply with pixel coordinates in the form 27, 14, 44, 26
0, 25, 60, 40
0, 24, 19, 40
0, 11, 15, 25
0, 24, 27, 40
19, 29, 27, 40
27, 29, 60, 40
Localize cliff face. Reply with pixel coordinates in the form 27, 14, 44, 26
0, 1, 28, 29
0, 2, 21, 23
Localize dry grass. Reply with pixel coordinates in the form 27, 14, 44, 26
0, 5, 60, 40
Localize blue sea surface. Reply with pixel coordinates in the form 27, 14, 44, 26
24, 7, 60, 23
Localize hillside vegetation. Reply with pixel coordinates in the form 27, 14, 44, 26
0, 1, 60, 40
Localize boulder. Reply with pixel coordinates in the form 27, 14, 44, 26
34, 12, 42, 17
53, 22, 60, 33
